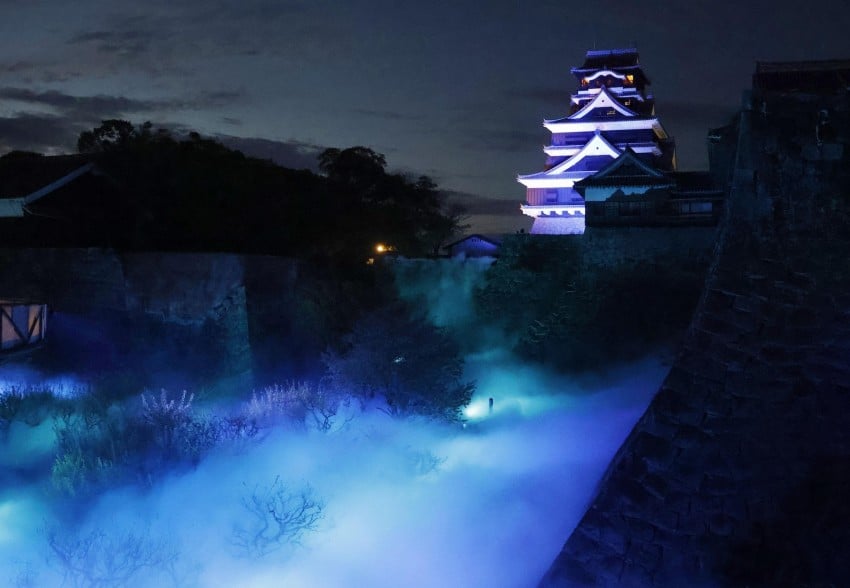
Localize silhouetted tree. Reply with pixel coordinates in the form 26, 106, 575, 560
77, 119, 146, 152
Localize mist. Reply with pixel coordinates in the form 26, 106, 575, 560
0, 257, 669, 587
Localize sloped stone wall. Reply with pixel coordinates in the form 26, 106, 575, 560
540, 90, 850, 586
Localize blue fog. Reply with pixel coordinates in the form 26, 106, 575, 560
0, 259, 669, 587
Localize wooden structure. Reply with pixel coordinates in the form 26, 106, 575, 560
1, 300, 47, 352
444, 234, 501, 258
518, 48, 677, 234
577, 149, 724, 227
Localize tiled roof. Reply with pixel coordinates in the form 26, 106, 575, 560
576, 48, 640, 70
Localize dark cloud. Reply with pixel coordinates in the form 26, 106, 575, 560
0, 87, 167, 117
461, 128, 546, 154
0, 87, 244, 120
0, 113, 80, 153
66, 28, 165, 60
350, 108, 426, 122
215, 135, 326, 171
506, 86, 570, 109
0, 60, 37, 74
445, 190, 521, 216
656, 100, 739, 129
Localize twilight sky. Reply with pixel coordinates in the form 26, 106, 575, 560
0, 0, 849, 232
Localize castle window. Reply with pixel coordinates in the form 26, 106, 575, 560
545, 189, 558, 203
679, 202, 713, 214
626, 74, 634, 85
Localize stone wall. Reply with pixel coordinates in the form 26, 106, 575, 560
580, 226, 717, 272
0, 248, 254, 384
539, 89, 850, 585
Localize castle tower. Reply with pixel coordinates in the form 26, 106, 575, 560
518, 48, 676, 234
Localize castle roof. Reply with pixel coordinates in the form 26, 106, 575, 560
561, 87, 639, 121
577, 48, 639, 69
574, 148, 672, 189
519, 132, 621, 186
571, 48, 650, 84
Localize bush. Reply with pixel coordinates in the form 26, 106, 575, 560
46, 525, 179, 588
231, 476, 325, 558
51, 389, 259, 496
244, 381, 347, 431
323, 303, 474, 420
140, 389, 194, 451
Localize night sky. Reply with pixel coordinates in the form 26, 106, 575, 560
1, 1, 849, 232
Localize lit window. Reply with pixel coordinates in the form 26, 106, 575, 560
626, 74, 635, 84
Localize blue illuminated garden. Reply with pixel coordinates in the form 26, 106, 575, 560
0, 116, 702, 586
0, 252, 678, 587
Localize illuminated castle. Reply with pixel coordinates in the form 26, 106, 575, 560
518, 48, 677, 234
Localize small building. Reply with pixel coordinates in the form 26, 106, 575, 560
576, 148, 724, 227
444, 234, 502, 258
1, 300, 47, 352
517, 48, 677, 234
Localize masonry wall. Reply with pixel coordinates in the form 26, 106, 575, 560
539, 89, 850, 586
0, 248, 254, 386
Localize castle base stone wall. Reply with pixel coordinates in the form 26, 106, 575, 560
540, 90, 850, 586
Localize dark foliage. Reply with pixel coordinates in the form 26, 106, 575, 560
475, 236, 704, 371
323, 302, 474, 420
13, 121, 467, 261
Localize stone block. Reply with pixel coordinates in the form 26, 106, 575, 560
632, 431, 673, 467
700, 474, 737, 497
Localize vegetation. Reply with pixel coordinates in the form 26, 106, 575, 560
323, 302, 474, 420
475, 235, 706, 371
46, 526, 180, 588
66, 120, 467, 260
231, 477, 325, 558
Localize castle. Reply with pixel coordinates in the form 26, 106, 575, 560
519, 48, 721, 234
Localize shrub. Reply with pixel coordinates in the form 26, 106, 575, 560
323, 303, 474, 420
140, 389, 194, 451
231, 476, 325, 558
244, 383, 308, 425
244, 381, 347, 432
46, 526, 179, 588
51, 407, 127, 497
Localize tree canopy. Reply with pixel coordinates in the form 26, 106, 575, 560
65, 121, 467, 260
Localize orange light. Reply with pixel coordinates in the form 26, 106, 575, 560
375, 244, 386, 253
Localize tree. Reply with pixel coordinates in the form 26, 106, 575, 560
323, 303, 474, 420
76, 120, 146, 153
318, 146, 386, 187
231, 477, 324, 558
